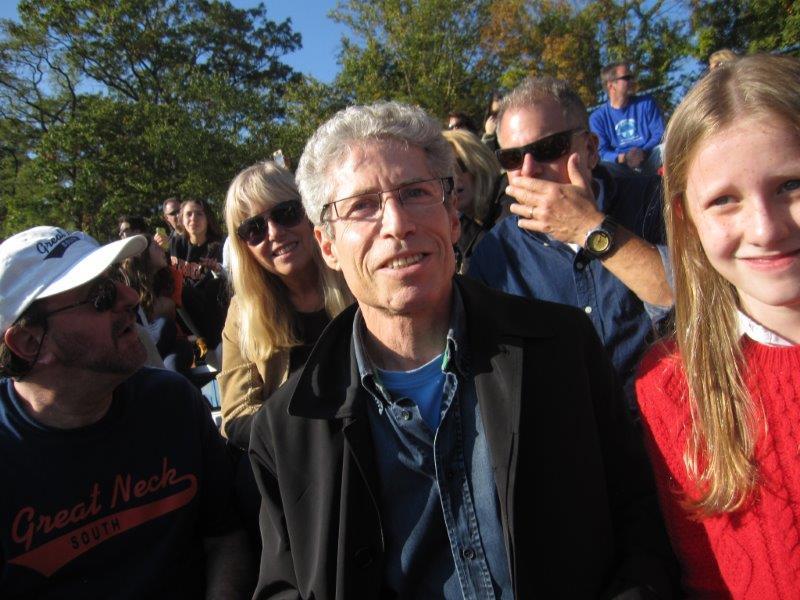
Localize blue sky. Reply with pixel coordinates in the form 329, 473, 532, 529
0, 1, 347, 83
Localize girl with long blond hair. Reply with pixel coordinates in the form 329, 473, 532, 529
636, 53, 800, 598
220, 161, 352, 449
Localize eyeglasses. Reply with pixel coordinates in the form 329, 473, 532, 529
614, 74, 634, 82
322, 177, 454, 223
236, 199, 305, 246
495, 128, 584, 171
41, 276, 119, 319
165, 210, 179, 217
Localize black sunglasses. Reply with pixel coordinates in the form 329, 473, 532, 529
614, 74, 635, 82
236, 199, 305, 246
41, 276, 119, 319
495, 127, 584, 171
166, 210, 180, 217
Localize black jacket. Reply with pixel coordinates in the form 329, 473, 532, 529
249, 276, 676, 599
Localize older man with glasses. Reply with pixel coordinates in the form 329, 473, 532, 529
590, 62, 665, 172
468, 76, 673, 412
248, 101, 677, 599
0, 227, 252, 598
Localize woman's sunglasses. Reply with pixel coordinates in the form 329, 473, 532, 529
236, 199, 305, 246
495, 127, 584, 171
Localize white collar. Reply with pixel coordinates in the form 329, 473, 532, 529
738, 310, 794, 347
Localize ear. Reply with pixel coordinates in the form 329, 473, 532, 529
4, 324, 45, 364
314, 225, 341, 271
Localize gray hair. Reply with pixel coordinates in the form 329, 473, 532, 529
496, 76, 589, 140
296, 101, 455, 225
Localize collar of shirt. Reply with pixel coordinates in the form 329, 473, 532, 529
352, 284, 471, 410
738, 310, 794, 347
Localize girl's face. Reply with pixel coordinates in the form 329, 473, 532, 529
182, 202, 208, 240
685, 115, 800, 327
455, 168, 475, 214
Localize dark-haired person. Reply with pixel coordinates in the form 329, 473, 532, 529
0, 226, 252, 598
118, 214, 148, 239
154, 197, 182, 248
468, 76, 673, 410
169, 198, 228, 348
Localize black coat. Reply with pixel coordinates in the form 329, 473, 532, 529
249, 276, 676, 599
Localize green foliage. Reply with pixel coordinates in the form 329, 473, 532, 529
0, 0, 301, 241
330, 0, 500, 124
691, 0, 800, 59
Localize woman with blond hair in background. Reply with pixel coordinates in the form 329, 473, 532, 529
442, 128, 505, 271
636, 54, 800, 598
220, 160, 352, 450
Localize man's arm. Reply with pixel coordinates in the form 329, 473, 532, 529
249, 416, 302, 600
589, 107, 620, 163
640, 97, 665, 153
506, 153, 673, 307
204, 530, 256, 599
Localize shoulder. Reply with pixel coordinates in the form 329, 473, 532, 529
634, 94, 660, 109
635, 339, 688, 416
121, 368, 205, 415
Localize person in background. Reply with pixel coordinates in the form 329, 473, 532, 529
119, 234, 193, 374
249, 100, 676, 599
708, 48, 737, 70
481, 91, 503, 151
636, 54, 800, 599
590, 62, 665, 174
442, 128, 505, 271
168, 198, 228, 348
154, 197, 181, 249
220, 161, 351, 451
0, 227, 252, 598
118, 214, 148, 239
445, 111, 478, 135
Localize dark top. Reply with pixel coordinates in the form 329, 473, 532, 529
288, 309, 331, 376
0, 369, 238, 599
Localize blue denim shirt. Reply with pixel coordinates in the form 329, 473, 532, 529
468, 169, 666, 409
353, 289, 512, 599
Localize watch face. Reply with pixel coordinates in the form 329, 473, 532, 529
588, 231, 611, 254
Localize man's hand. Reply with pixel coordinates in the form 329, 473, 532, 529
154, 231, 169, 248
625, 147, 645, 168
507, 152, 604, 246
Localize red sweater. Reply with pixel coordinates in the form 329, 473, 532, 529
636, 338, 800, 599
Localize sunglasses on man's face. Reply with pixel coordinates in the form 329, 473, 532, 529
495, 127, 584, 171
236, 199, 305, 246
41, 275, 119, 320
165, 210, 179, 217
614, 74, 635, 82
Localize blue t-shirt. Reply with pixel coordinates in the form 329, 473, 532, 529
378, 353, 446, 431
589, 94, 665, 162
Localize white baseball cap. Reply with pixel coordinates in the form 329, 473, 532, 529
0, 226, 148, 333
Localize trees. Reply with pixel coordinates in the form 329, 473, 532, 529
0, 0, 301, 240
330, 0, 500, 123
691, 0, 800, 60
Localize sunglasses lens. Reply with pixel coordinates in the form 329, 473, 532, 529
237, 215, 267, 246
92, 278, 117, 312
496, 148, 524, 170
271, 201, 304, 228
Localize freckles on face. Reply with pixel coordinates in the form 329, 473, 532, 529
683, 116, 800, 321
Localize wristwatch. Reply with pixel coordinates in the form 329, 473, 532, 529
584, 216, 618, 258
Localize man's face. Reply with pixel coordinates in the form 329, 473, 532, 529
163, 201, 180, 230
498, 99, 597, 185
38, 276, 146, 375
316, 139, 460, 319
607, 65, 634, 105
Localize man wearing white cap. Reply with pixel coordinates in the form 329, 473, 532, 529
0, 227, 252, 598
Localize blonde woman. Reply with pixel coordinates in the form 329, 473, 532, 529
442, 129, 504, 271
220, 161, 351, 449
636, 54, 800, 598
